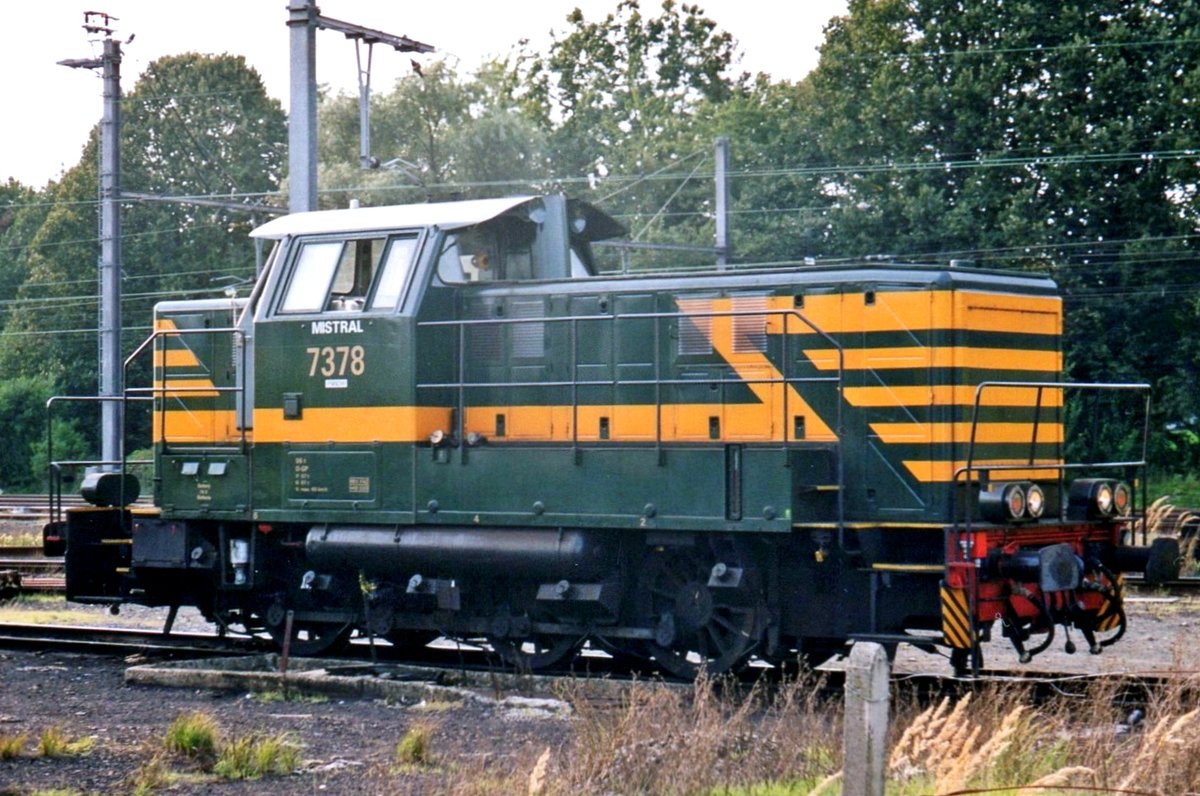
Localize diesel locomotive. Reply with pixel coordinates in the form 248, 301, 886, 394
46, 194, 1180, 676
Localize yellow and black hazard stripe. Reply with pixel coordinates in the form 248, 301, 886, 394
1096, 574, 1124, 632
941, 583, 975, 649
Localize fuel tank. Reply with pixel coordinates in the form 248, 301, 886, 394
304, 525, 616, 580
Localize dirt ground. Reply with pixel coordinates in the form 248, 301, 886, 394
1, 591, 1198, 795
0, 603, 571, 794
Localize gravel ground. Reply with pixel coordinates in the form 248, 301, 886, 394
1, 589, 1198, 794
4, 513, 1199, 795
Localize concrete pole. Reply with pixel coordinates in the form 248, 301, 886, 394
715, 137, 731, 269
842, 642, 890, 796
357, 41, 373, 170
99, 37, 123, 470
287, 1, 319, 212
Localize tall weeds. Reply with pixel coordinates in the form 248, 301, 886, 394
522, 671, 840, 795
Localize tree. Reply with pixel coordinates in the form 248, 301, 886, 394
316, 57, 553, 207
797, 0, 1200, 469
523, 0, 743, 266
0, 374, 89, 492
0, 53, 286, 454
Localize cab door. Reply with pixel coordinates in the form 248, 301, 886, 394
253, 233, 422, 514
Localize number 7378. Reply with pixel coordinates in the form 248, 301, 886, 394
306, 345, 366, 377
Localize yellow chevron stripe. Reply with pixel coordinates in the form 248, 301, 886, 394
681, 298, 836, 438
941, 585, 974, 649
763, 291, 1061, 336
844, 385, 1065, 408
156, 348, 202, 368
153, 410, 246, 444
905, 459, 1063, 483
870, 422, 1063, 445
804, 346, 1061, 372
154, 379, 220, 399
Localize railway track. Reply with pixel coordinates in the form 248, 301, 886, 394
0, 617, 1178, 715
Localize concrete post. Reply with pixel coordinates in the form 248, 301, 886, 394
99, 37, 123, 471
714, 136, 730, 269
287, 1, 319, 212
843, 642, 890, 796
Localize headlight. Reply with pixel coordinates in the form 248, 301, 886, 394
1068, 479, 1126, 520
1025, 484, 1046, 519
1113, 482, 1132, 516
980, 482, 1026, 523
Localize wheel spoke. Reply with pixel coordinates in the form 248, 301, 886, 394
638, 537, 765, 678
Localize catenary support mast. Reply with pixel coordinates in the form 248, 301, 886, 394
60, 14, 123, 471
286, 1, 434, 212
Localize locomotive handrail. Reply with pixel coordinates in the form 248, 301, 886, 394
45, 394, 154, 525
952, 380, 1151, 536
124, 326, 250, 457
418, 305, 847, 535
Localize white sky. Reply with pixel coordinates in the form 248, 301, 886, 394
1, 1, 848, 189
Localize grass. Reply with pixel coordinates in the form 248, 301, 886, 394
420, 665, 1200, 796
0, 530, 41, 547
11, 667, 1200, 794
164, 712, 219, 762
1138, 495, 1200, 573
0, 732, 28, 759
211, 732, 301, 780
252, 689, 328, 704
36, 727, 94, 758
1148, 472, 1200, 507
394, 723, 434, 766
155, 712, 301, 785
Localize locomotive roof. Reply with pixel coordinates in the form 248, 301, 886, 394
250, 195, 585, 240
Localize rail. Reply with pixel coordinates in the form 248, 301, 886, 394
417, 305, 847, 534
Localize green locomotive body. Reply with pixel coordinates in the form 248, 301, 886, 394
50, 194, 1177, 674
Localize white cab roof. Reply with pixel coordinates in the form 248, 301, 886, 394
250, 196, 537, 240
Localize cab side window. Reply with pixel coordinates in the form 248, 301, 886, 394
327, 238, 384, 311
436, 218, 535, 283
278, 235, 418, 314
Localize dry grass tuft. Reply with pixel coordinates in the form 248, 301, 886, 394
527, 746, 551, 796
547, 670, 839, 795
36, 726, 94, 758
0, 732, 28, 759
394, 722, 436, 767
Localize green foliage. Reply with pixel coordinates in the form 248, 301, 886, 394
0, 53, 285, 453
795, 1, 1200, 473
4, 2, 1200, 480
1148, 471, 1200, 507
0, 374, 89, 492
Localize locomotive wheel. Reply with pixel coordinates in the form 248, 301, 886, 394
638, 536, 766, 679
492, 635, 583, 672
265, 598, 353, 657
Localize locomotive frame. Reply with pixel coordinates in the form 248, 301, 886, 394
46, 194, 1178, 676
